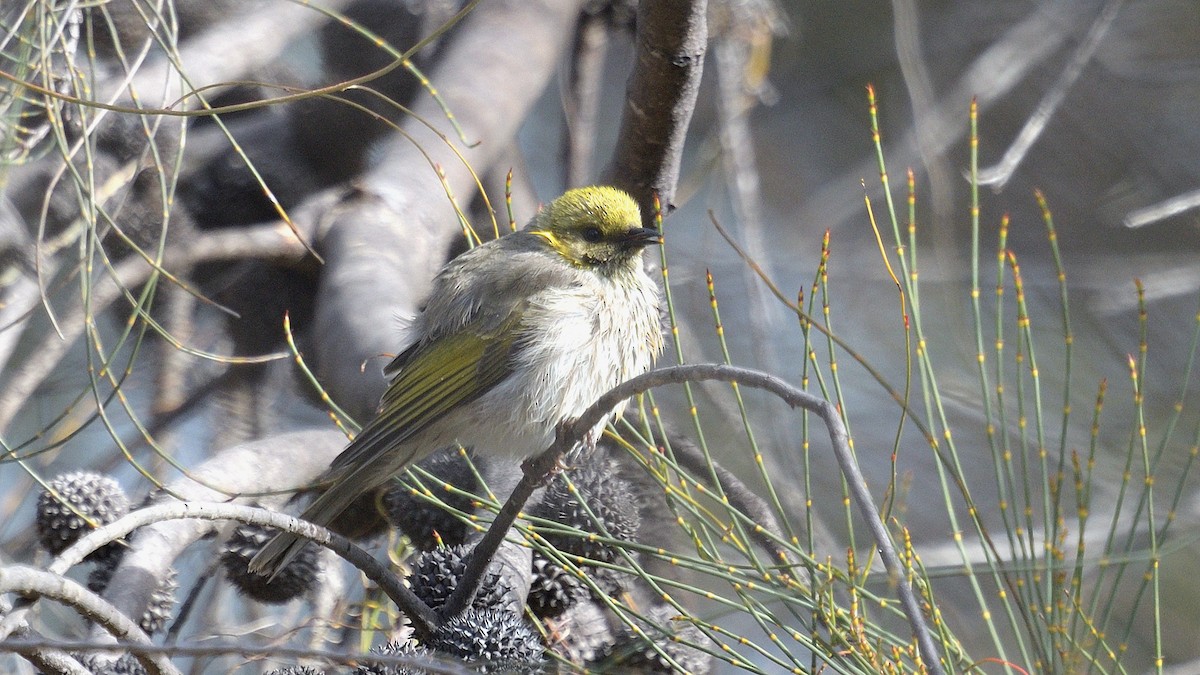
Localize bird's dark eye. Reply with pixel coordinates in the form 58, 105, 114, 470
582, 226, 604, 243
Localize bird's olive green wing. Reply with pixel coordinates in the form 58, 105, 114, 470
329, 318, 520, 471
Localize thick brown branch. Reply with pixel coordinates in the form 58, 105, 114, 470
604, 0, 708, 222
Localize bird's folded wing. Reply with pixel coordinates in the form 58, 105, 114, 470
330, 320, 520, 471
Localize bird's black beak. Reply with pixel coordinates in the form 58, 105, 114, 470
621, 227, 663, 249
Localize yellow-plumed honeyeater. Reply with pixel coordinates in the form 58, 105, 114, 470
250, 186, 664, 576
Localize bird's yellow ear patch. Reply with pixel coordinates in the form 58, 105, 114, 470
530, 228, 593, 267
530, 229, 569, 256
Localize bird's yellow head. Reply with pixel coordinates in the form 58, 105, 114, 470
528, 186, 662, 270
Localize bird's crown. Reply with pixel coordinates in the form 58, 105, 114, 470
528, 186, 661, 269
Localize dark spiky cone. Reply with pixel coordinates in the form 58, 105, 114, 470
36, 471, 130, 562
87, 562, 178, 635
527, 553, 586, 618
265, 667, 326, 675
425, 608, 545, 673
220, 521, 319, 603
353, 640, 434, 675
600, 604, 712, 673
382, 448, 481, 550
409, 544, 513, 613
529, 455, 641, 563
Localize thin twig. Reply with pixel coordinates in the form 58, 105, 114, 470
1124, 187, 1200, 229
444, 363, 946, 674
442, 440, 564, 618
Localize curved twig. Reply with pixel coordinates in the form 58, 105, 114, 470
0, 502, 436, 644
446, 363, 946, 674
0, 565, 179, 675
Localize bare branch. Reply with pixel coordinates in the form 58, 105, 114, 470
444, 362, 945, 674
975, 0, 1124, 188
563, 15, 611, 188
604, 0, 708, 221
0, 500, 437, 643
97, 0, 354, 111
0, 565, 177, 675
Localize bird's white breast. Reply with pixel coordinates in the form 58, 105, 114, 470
453, 263, 662, 457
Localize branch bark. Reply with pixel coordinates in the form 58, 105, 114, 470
0, 566, 178, 675
604, 0, 708, 223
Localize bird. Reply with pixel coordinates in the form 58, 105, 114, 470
250, 185, 664, 576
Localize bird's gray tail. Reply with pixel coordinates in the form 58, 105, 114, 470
247, 464, 376, 580
247, 531, 307, 582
